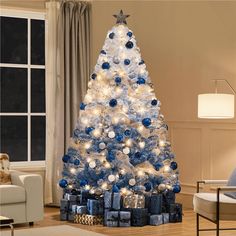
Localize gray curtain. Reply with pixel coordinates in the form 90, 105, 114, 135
58, 0, 91, 150
45, 0, 91, 205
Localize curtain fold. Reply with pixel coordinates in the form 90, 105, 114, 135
45, 0, 91, 205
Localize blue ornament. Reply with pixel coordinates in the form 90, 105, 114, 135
107, 152, 115, 162
59, 179, 68, 188
135, 152, 142, 159
74, 159, 80, 165
139, 59, 145, 65
116, 134, 124, 142
102, 62, 110, 70
127, 31, 133, 37
91, 73, 97, 80
137, 77, 146, 85
115, 77, 121, 84
112, 185, 120, 193
170, 161, 178, 170
109, 32, 115, 39
62, 154, 70, 163
173, 185, 181, 193
124, 129, 131, 136
142, 118, 151, 127
151, 99, 158, 106
144, 182, 152, 192
80, 102, 86, 110
85, 127, 94, 134
124, 59, 130, 65
125, 41, 134, 49
154, 163, 163, 171
109, 98, 117, 107
80, 179, 88, 187
100, 50, 106, 54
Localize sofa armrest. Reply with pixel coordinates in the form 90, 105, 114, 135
10, 170, 44, 222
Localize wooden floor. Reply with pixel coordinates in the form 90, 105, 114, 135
2, 207, 236, 236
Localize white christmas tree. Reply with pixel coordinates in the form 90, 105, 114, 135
59, 10, 180, 196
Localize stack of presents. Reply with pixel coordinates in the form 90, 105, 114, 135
60, 190, 182, 227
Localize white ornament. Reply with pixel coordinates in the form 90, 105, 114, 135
89, 160, 96, 169
129, 178, 136, 186
99, 142, 106, 150
158, 183, 166, 191
108, 174, 116, 182
108, 131, 115, 138
123, 147, 130, 154
139, 141, 145, 149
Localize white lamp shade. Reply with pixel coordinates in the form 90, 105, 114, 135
198, 93, 234, 119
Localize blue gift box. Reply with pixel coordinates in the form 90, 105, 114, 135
106, 211, 131, 227
68, 212, 75, 222
64, 193, 77, 201
77, 205, 88, 215
149, 214, 163, 226
79, 190, 95, 205
60, 210, 68, 221
150, 194, 162, 214
104, 191, 121, 210
162, 190, 175, 213
169, 213, 182, 223
60, 199, 69, 211
87, 199, 104, 215
131, 208, 148, 226
68, 200, 77, 211
71, 205, 78, 214
149, 213, 169, 226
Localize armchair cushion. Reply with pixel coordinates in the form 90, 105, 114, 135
193, 193, 236, 221
0, 185, 25, 204
225, 168, 236, 199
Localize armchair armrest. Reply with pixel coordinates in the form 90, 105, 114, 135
217, 186, 236, 192
10, 170, 44, 222
196, 180, 228, 193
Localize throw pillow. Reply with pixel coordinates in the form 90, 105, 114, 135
224, 168, 236, 199
0, 153, 11, 185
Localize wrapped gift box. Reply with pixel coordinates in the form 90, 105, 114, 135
68, 200, 77, 211
105, 211, 131, 227
162, 213, 169, 224
60, 210, 68, 221
77, 205, 88, 215
131, 208, 148, 226
60, 199, 69, 211
79, 190, 95, 205
68, 212, 75, 222
149, 214, 163, 226
87, 199, 104, 215
64, 193, 77, 202
104, 191, 121, 210
169, 213, 182, 223
123, 194, 145, 209
149, 213, 169, 226
74, 214, 103, 225
150, 194, 162, 214
162, 190, 175, 213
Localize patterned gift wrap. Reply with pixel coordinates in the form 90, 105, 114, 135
104, 191, 121, 210
87, 199, 104, 216
131, 208, 148, 226
149, 213, 169, 226
150, 194, 162, 214
105, 211, 131, 227
74, 214, 103, 225
123, 194, 145, 208
162, 190, 176, 213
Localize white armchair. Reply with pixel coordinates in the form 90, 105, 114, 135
193, 179, 236, 236
0, 170, 44, 225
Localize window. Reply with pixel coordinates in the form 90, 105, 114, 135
0, 10, 46, 166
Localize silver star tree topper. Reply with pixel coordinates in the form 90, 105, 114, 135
113, 10, 130, 25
